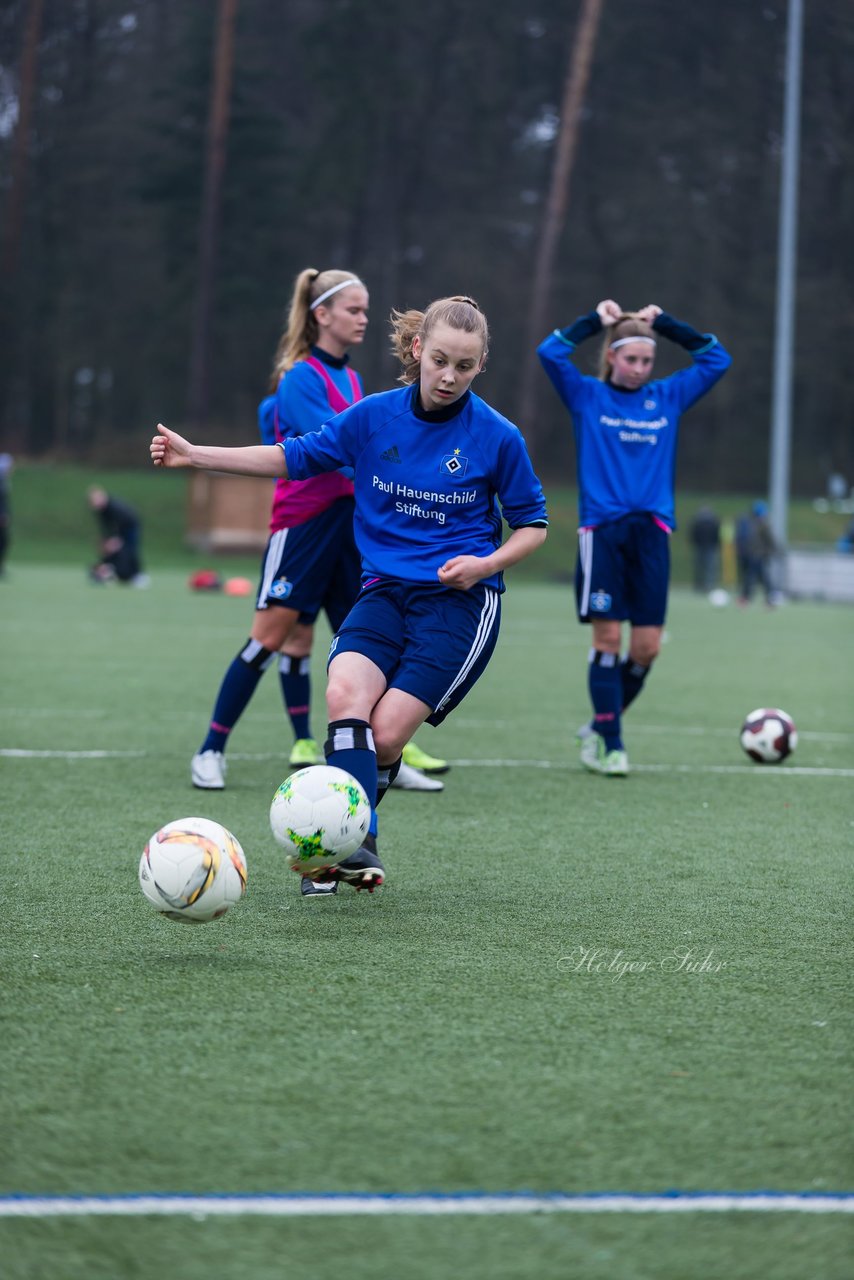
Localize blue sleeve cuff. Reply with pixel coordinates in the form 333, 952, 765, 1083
555, 311, 603, 349
652, 312, 715, 353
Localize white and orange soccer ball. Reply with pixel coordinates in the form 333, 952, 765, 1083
739, 707, 798, 764
270, 765, 370, 876
139, 817, 248, 923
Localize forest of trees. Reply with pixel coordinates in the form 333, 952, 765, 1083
1, 0, 852, 494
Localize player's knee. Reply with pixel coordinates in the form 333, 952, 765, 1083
251, 602, 303, 651
325, 679, 348, 721
371, 723, 406, 764
326, 672, 362, 721
592, 623, 621, 654
632, 638, 660, 665
281, 622, 314, 659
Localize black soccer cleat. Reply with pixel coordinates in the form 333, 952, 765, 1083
328, 833, 385, 893
300, 875, 338, 898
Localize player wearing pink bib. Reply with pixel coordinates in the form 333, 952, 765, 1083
191, 268, 368, 806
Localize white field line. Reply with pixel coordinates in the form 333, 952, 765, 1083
1, 748, 852, 778
435, 759, 854, 778
631, 726, 853, 743
453, 727, 854, 747
625, 763, 854, 778
0, 749, 146, 759
0, 1192, 851, 1218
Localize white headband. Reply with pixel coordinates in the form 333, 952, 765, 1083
610, 335, 656, 350
310, 279, 361, 310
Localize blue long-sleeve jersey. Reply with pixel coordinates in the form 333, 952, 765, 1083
281, 384, 547, 591
258, 347, 363, 445
275, 350, 363, 441
538, 312, 731, 529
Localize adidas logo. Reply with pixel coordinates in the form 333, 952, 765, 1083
380, 444, 402, 463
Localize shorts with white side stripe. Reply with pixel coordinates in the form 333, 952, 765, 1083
255, 497, 360, 627
327, 579, 501, 726
576, 513, 670, 626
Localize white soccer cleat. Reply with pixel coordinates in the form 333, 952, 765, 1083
579, 732, 604, 773
602, 749, 629, 777
191, 749, 226, 790
390, 761, 444, 791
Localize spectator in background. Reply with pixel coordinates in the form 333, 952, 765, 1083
87, 487, 149, 586
827, 472, 847, 502
0, 453, 12, 578
689, 505, 721, 592
736, 501, 776, 606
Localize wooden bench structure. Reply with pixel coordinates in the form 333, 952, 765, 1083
186, 473, 273, 553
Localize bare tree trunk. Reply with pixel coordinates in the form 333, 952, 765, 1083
0, 0, 45, 444
187, 0, 239, 429
517, 0, 605, 440
1, 0, 45, 283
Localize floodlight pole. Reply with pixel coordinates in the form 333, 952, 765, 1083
768, 0, 803, 550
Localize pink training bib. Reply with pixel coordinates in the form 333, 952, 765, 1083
269, 357, 362, 530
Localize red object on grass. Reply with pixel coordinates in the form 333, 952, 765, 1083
188, 569, 222, 591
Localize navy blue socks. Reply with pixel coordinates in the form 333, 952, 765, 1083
279, 655, 312, 740
325, 719, 378, 835
588, 648, 623, 751
620, 657, 650, 713
200, 639, 275, 753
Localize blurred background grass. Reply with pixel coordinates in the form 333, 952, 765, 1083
6, 464, 852, 586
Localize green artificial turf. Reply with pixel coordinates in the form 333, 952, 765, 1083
1, 569, 852, 1278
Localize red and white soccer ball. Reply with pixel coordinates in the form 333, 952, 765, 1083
739, 707, 798, 764
139, 816, 248, 923
270, 765, 371, 876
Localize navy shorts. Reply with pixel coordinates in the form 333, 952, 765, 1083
576, 513, 671, 626
328, 579, 501, 726
256, 497, 360, 629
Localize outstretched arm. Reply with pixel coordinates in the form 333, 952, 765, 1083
149, 423, 288, 478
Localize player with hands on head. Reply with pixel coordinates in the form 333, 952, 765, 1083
537, 297, 731, 777
152, 294, 548, 891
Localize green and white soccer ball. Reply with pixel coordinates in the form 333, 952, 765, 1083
139, 816, 248, 923
270, 765, 370, 875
